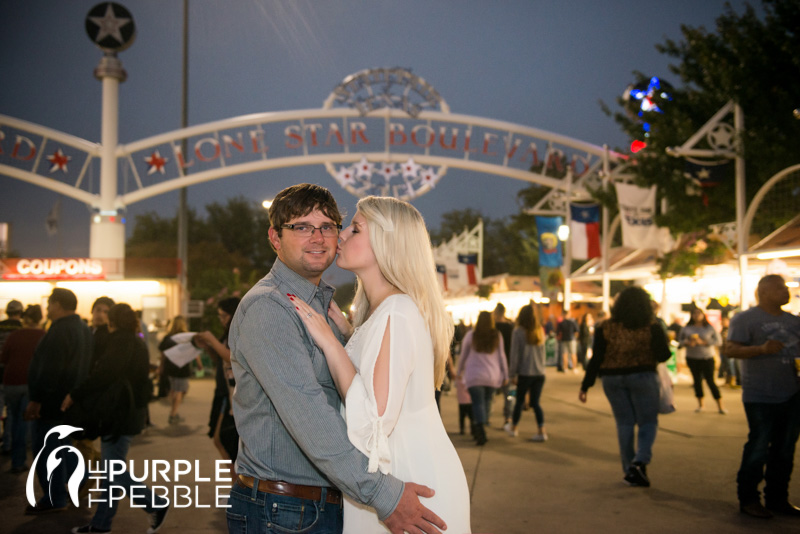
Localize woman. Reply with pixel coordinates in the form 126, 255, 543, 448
1, 304, 45, 473
158, 315, 202, 424
291, 196, 471, 533
680, 308, 726, 413
456, 311, 509, 446
579, 287, 671, 487
195, 297, 240, 468
63, 303, 169, 534
504, 304, 547, 442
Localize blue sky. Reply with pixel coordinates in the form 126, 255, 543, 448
0, 0, 751, 260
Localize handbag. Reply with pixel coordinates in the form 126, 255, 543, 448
657, 363, 676, 414
63, 379, 135, 440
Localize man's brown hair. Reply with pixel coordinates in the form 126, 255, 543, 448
268, 184, 342, 247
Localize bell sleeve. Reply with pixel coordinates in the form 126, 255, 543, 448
344, 302, 417, 475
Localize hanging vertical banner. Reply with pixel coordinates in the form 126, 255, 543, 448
458, 253, 478, 285
436, 264, 448, 292
535, 216, 563, 267
539, 266, 564, 296
569, 203, 601, 260
614, 183, 660, 249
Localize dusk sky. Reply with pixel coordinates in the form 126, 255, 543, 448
0, 0, 753, 264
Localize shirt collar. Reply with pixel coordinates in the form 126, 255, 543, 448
270, 259, 335, 304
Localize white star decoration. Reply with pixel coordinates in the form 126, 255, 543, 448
379, 163, 397, 179
144, 150, 168, 175
420, 167, 441, 187
335, 165, 356, 184
401, 158, 420, 178
46, 149, 71, 173
355, 157, 374, 178
89, 4, 131, 45
331, 156, 442, 200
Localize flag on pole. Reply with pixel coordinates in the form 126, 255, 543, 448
614, 183, 674, 252
614, 183, 658, 249
535, 216, 563, 267
569, 203, 601, 260
436, 264, 448, 292
457, 253, 478, 285
46, 199, 61, 237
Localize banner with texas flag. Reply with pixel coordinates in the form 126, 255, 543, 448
569, 203, 601, 260
535, 216, 563, 268
457, 254, 479, 285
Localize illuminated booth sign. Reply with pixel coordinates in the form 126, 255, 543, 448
1, 258, 105, 280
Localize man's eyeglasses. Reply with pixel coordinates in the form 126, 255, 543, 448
280, 223, 342, 237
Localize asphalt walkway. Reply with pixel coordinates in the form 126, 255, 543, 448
2, 370, 799, 533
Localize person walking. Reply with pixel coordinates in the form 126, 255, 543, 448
726, 274, 800, 519
579, 286, 671, 487
0, 299, 24, 454
158, 316, 202, 424
1, 304, 44, 473
457, 310, 509, 446
63, 303, 170, 534
556, 309, 578, 373
679, 307, 726, 414
504, 304, 548, 442
24, 288, 92, 514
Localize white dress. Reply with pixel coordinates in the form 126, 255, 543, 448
343, 294, 471, 534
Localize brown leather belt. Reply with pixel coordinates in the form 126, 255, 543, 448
237, 474, 342, 505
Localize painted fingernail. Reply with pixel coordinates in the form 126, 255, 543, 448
295, 307, 299, 310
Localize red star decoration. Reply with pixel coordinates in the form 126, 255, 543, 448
145, 150, 168, 175
46, 149, 71, 173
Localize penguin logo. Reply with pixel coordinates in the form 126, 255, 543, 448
26, 425, 86, 508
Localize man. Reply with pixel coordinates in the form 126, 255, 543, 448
24, 288, 92, 514
228, 184, 446, 534
727, 275, 800, 519
556, 309, 578, 373
0, 300, 24, 454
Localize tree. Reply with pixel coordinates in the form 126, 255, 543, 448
603, 0, 800, 235
126, 197, 277, 328
430, 208, 539, 277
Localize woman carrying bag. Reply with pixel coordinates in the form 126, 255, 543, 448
579, 287, 671, 488
62, 303, 170, 534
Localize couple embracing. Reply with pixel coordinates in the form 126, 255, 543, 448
227, 183, 471, 534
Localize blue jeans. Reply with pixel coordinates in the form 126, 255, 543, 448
513, 376, 545, 427
557, 340, 576, 371
737, 391, 800, 505
4, 385, 30, 469
227, 478, 343, 534
468, 386, 495, 426
91, 435, 168, 530
601, 372, 660, 473
32, 419, 79, 508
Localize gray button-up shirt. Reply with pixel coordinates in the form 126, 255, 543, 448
229, 259, 403, 519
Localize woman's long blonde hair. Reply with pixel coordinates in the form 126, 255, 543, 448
351, 196, 454, 389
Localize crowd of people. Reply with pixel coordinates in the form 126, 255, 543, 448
1, 184, 799, 532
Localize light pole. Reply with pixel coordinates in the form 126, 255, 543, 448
85, 2, 136, 264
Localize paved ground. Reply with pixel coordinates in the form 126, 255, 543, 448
2, 369, 799, 533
